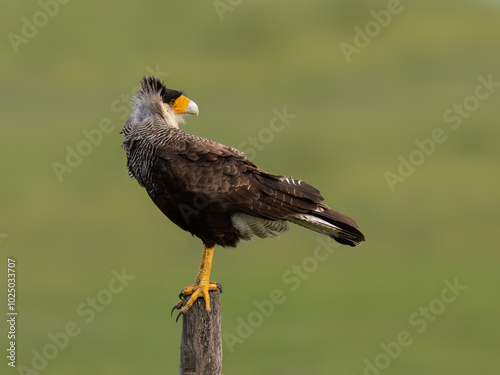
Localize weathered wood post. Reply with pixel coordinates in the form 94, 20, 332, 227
179, 290, 222, 375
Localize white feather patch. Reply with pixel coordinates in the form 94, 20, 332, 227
232, 213, 289, 241
286, 213, 343, 237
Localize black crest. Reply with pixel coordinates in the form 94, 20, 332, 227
140, 76, 183, 103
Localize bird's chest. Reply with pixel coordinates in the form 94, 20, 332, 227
146, 164, 211, 229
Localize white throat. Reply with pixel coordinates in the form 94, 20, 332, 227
130, 97, 185, 130
161, 104, 186, 129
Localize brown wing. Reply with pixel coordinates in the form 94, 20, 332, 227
151, 134, 364, 247
154, 136, 325, 221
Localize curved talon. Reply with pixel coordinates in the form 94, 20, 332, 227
214, 282, 223, 294
171, 301, 183, 316
176, 311, 183, 323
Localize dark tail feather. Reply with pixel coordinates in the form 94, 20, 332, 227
286, 206, 365, 247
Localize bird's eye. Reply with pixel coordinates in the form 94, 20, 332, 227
169, 99, 176, 106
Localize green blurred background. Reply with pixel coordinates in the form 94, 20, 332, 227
1, 0, 499, 374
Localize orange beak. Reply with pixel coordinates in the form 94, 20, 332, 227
171, 95, 199, 116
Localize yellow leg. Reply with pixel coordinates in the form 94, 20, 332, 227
187, 244, 208, 290
171, 245, 222, 320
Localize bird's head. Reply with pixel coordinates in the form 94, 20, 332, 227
128, 76, 199, 130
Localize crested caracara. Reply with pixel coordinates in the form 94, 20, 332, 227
121, 76, 365, 319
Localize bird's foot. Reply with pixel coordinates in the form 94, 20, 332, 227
171, 281, 222, 322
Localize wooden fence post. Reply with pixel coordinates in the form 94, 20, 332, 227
179, 290, 222, 375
